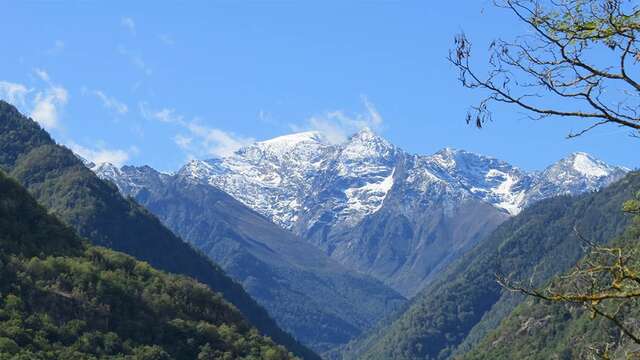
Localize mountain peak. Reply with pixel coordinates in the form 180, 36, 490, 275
436, 147, 460, 155
340, 128, 395, 163
553, 151, 619, 178
569, 152, 608, 177
346, 127, 393, 149
258, 131, 326, 148
351, 126, 377, 139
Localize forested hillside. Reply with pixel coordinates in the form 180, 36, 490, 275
108, 170, 406, 353
0, 100, 317, 359
0, 171, 295, 359
344, 172, 640, 359
464, 192, 640, 359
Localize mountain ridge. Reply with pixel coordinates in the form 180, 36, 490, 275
0, 170, 298, 359
95, 129, 627, 297
0, 100, 318, 359
94, 160, 407, 353
345, 171, 640, 360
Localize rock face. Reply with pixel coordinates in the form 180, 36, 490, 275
95, 129, 627, 296
93, 162, 406, 353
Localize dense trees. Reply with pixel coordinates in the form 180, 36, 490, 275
449, 0, 640, 356
128, 176, 406, 353
343, 172, 639, 359
449, 0, 640, 358
0, 172, 295, 359
0, 100, 318, 359
465, 193, 640, 359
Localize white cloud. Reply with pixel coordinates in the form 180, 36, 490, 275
67, 141, 132, 167
141, 102, 253, 158
0, 81, 29, 106
117, 45, 152, 76
30, 70, 68, 130
292, 96, 385, 143
174, 134, 192, 149
34, 68, 50, 82
121, 17, 136, 35
158, 34, 175, 46
93, 90, 128, 114
362, 96, 383, 127
0, 70, 68, 130
186, 122, 254, 157
140, 104, 183, 123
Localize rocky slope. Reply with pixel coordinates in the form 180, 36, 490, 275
94, 163, 406, 353
96, 129, 627, 296
0, 100, 317, 359
345, 172, 640, 360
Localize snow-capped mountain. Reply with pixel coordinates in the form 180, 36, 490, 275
93, 129, 628, 295
94, 163, 171, 196
522, 152, 627, 206
177, 131, 334, 227
172, 128, 625, 227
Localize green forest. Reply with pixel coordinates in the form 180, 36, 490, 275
2, 0, 640, 359
0, 172, 295, 359
0, 101, 317, 360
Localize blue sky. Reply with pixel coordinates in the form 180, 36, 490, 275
1, 1, 637, 172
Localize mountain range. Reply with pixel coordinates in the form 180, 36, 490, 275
96, 128, 627, 297
1, 98, 635, 359
343, 171, 640, 359
91, 162, 406, 353
0, 170, 297, 359
0, 100, 318, 359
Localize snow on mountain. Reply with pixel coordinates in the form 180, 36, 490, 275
522, 152, 629, 207
90, 130, 629, 295
314, 128, 400, 227
95, 130, 627, 232
91, 162, 171, 196
423, 148, 534, 215
177, 130, 334, 227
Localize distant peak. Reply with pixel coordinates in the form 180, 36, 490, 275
95, 162, 118, 170
432, 147, 487, 162
350, 127, 379, 140
567, 151, 593, 160
348, 127, 392, 145
356, 126, 375, 135
435, 147, 461, 157
550, 152, 614, 178
258, 131, 326, 148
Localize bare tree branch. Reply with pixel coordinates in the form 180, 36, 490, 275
450, 0, 640, 137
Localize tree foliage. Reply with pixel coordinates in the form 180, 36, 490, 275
0, 100, 317, 359
345, 173, 639, 360
490, 191, 640, 358
0, 171, 296, 359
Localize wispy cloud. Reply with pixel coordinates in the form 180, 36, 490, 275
30, 69, 68, 130
121, 17, 136, 35
184, 122, 254, 157
139, 104, 183, 123
34, 68, 50, 82
117, 45, 152, 76
0, 81, 29, 106
0, 70, 68, 130
140, 102, 254, 158
0, 72, 134, 167
92, 90, 128, 115
46, 40, 65, 55
67, 141, 134, 167
158, 34, 175, 46
291, 96, 384, 143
